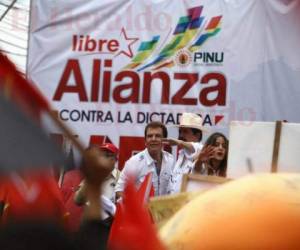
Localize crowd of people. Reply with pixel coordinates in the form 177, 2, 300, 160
1, 111, 299, 250
66, 112, 229, 231
0, 112, 229, 249
116, 112, 228, 198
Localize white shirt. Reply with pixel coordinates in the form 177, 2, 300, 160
115, 149, 175, 196
196, 163, 222, 176
102, 168, 120, 204
167, 142, 203, 194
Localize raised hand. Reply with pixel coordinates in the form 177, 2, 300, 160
198, 145, 215, 162
194, 145, 215, 172
81, 146, 114, 188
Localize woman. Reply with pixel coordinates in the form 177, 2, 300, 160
194, 132, 228, 177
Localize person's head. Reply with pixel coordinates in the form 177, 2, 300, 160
177, 113, 204, 142
144, 121, 167, 155
179, 127, 202, 142
81, 143, 119, 183
98, 143, 119, 162
205, 132, 228, 177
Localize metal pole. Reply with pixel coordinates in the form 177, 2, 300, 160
25, 0, 33, 76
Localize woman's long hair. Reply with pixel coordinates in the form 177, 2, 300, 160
205, 132, 229, 177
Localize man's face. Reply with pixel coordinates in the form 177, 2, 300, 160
179, 127, 199, 142
99, 149, 117, 163
91, 149, 117, 173
145, 127, 164, 154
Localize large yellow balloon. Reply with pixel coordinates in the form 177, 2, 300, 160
160, 174, 300, 250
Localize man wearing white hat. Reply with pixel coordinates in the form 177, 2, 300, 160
163, 113, 205, 194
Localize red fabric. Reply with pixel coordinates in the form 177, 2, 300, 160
108, 177, 165, 250
60, 169, 84, 231
0, 172, 67, 225
64, 192, 83, 232
0, 52, 50, 120
136, 173, 155, 204
60, 170, 83, 203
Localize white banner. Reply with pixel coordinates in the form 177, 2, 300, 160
27, 0, 300, 168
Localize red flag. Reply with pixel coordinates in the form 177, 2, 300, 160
0, 52, 50, 120
108, 177, 165, 250
0, 52, 65, 172
0, 172, 68, 225
136, 173, 155, 204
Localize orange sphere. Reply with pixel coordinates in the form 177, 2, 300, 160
160, 174, 300, 250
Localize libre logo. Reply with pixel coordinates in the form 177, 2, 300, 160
125, 5, 222, 71
72, 28, 139, 58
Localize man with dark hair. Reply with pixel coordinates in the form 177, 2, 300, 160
144, 121, 168, 138
115, 121, 174, 199
163, 113, 205, 194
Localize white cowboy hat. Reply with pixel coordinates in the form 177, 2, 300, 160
174, 113, 207, 131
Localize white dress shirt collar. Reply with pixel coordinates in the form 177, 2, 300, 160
144, 148, 169, 166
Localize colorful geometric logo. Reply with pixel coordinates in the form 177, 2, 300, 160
125, 6, 222, 71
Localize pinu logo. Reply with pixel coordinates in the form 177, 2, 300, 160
125, 5, 223, 71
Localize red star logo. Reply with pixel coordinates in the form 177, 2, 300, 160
115, 28, 139, 58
